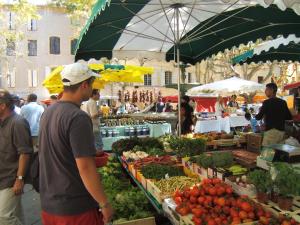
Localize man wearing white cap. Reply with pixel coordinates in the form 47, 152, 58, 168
39, 63, 113, 225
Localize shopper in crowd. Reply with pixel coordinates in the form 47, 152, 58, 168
164, 100, 172, 112
39, 63, 113, 225
0, 89, 33, 225
19, 98, 25, 108
228, 94, 239, 108
180, 102, 194, 135
255, 82, 292, 146
245, 112, 259, 133
182, 95, 194, 115
214, 96, 226, 116
12, 94, 21, 114
20, 93, 44, 149
81, 89, 103, 151
156, 96, 165, 113
189, 98, 196, 113
50, 95, 58, 105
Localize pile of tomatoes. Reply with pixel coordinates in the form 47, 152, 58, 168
173, 178, 276, 225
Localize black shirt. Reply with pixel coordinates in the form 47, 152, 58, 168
255, 97, 292, 131
39, 101, 98, 215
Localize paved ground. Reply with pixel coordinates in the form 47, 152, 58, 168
23, 185, 42, 225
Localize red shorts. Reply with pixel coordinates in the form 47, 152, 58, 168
41, 208, 104, 225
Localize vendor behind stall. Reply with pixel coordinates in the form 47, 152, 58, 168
214, 96, 226, 116
228, 94, 239, 108
255, 83, 292, 146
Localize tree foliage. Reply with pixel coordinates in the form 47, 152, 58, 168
0, 0, 40, 57
51, 0, 97, 36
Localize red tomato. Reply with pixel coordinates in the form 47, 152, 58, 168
207, 219, 217, 225
212, 178, 221, 185
214, 217, 222, 224
259, 216, 270, 225
190, 196, 198, 204
248, 211, 255, 219
177, 206, 190, 216
206, 196, 213, 203
230, 209, 239, 218
191, 187, 200, 197
231, 217, 241, 225
217, 197, 226, 207
174, 197, 182, 205
197, 196, 205, 204
241, 202, 252, 212
209, 187, 217, 196
192, 208, 203, 218
192, 216, 203, 225
184, 190, 191, 198
217, 186, 225, 196
239, 210, 248, 220
226, 187, 233, 195
223, 206, 230, 215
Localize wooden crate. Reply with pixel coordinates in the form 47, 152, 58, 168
225, 178, 257, 198
136, 171, 148, 189
180, 214, 258, 225
146, 179, 170, 204
128, 164, 137, 178
247, 133, 263, 152
256, 196, 300, 222
114, 217, 156, 225
162, 200, 180, 225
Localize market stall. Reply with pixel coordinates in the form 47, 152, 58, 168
101, 133, 300, 225
195, 115, 250, 134
100, 116, 172, 151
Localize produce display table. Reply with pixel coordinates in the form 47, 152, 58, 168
195, 116, 249, 134
229, 115, 250, 127
101, 123, 171, 151
147, 122, 172, 137
117, 156, 163, 214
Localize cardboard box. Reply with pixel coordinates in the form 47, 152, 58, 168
193, 164, 208, 179
114, 217, 156, 225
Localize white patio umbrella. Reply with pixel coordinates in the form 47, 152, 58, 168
186, 76, 265, 96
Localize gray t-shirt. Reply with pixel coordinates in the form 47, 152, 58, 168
39, 101, 98, 215
0, 112, 33, 190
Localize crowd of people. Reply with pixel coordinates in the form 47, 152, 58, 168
0, 63, 113, 225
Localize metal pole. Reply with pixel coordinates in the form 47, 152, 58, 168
176, 7, 181, 136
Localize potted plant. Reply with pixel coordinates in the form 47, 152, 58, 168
273, 163, 300, 211
248, 169, 272, 203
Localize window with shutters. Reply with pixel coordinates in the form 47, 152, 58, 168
144, 74, 152, 86
28, 70, 38, 87
165, 71, 172, 85
70, 39, 78, 55
6, 40, 15, 56
258, 76, 263, 84
7, 12, 15, 30
7, 71, 16, 88
27, 18, 37, 31
28, 40, 37, 56
49, 36, 60, 54
188, 73, 192, 83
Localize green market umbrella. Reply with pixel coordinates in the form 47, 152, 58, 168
75, 0, 300, 134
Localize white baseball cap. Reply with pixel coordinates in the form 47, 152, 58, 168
61, 63, 100, 86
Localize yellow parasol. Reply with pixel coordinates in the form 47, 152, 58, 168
43, 64, 153, 94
